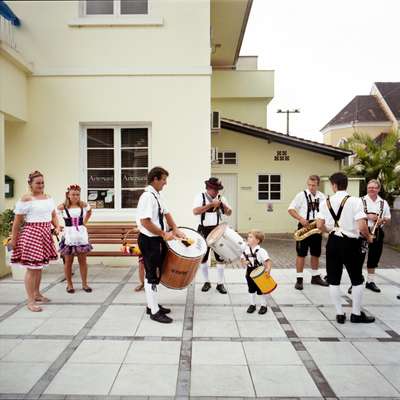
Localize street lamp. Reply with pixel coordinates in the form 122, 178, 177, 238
277, 109, 300, 135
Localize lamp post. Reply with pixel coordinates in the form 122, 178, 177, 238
277, 109, 300, 135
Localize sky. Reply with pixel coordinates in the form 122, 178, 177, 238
240, 0, 400, 142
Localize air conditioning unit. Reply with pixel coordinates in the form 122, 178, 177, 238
211, 147, 219, 164
211, 111, 221, 131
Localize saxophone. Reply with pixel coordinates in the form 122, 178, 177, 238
294, 221, 322, 241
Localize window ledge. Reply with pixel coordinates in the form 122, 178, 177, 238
90, 210, 136, 222
68, 15, 163, 27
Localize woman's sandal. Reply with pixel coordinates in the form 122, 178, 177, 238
66, 287, 75, 294
82, 286, 92, 293
134, 283, 144, 292
35, 295, 50, 303
27, 303, 42, 312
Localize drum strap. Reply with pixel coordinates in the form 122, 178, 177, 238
151, 193, 165, 231
326, 195, 350, 228
244, 248, 261, 268
304, 191, 320, 221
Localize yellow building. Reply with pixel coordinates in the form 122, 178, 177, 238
322, 82, 400, 146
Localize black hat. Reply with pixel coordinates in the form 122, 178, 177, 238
205, 177, 223, 190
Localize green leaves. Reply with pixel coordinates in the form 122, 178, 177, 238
0, 209, 14, 239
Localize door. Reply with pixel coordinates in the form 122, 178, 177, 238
214, 174, 238, 230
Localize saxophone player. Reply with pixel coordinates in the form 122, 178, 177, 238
288, 175, 328, 290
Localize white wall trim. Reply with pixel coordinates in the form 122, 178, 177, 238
69, 16, 163, 27
0, 41, 33, 74
321, 121, 393, 135
31, 66, 212, 77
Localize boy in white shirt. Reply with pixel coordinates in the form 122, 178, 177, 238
241, 230, 271, 315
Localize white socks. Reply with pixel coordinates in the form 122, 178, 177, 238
260, 294, 267, 306
296, 272, 303, 279
311, 269, 320, 277
144, 279, 159, 315
329, 285, 344, 315
200, 262, 209, 282
249, 293, 256, 305
352, 284, 363, 316
216, 263, 224, 284
367, 273, 375, 283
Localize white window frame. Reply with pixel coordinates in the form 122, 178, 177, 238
216, 151, 238, 166
82, 0, 149, 16
256, 173, 283, 203
80, 123, 151, 221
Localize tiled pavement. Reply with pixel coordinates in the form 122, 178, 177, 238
0, 252, 400, 399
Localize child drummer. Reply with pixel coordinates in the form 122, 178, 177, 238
241, 230, 271, 314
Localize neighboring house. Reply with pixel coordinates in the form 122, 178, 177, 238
322, 82, 400, 147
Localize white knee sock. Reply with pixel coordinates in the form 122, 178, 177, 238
200, 262, 209, 282
311, 269, 320, 277
216, 263, 224, 284
144, 279, 159, 315
296, 272, 303, 279
260, 294, 267, 306
249, 293, 256, 305
367, 273, 375, 283
329, 285, 344, 315
352, 284, 363, 316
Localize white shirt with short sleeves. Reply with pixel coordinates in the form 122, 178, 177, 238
241, 245, 270, 267
317, 191, 367, 239
193, 192, 231, 227
136, 185, 169, 237
362, 195, 391, 228
14, 197, 56, 223
288, 189, 326, 220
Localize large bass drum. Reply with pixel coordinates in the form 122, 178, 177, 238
161, 227, 207, 290
206, 223, 246, 263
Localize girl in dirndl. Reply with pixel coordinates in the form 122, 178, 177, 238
10, 171, 61, 312
58, 184, 93, 293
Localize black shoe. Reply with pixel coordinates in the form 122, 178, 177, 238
350, 311, 375, 324
247, 305, 256, 313
397, 295, 400, 300
366, 281, 381, 293
258, 306, 268, 315
201, 282, 211, 292
216, 283, 227, 294
336, 314, 346, 324
150, 310, 173, 324
348, 286, 352, 295
146, 304, 171, 315
311, 275, 329, 287
295, 278, 303, 290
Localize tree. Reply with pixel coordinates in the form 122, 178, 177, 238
341, 130, 400, 205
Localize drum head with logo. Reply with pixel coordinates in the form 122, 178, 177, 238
166, 227, 207, 259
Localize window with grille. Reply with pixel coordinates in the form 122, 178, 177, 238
85, 127, 148, 209
257, 174, 281, 201
85, 0, 148, 15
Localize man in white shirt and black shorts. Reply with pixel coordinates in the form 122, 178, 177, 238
317, 172, 375, 324
288, 175, 328, 290
348, 179, 391, 294
193, 177, 232, 294
136, 166, 185, 324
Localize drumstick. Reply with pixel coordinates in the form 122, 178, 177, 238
177, 237, 195, 247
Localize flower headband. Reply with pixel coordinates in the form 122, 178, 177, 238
66, 184, 81, 192
28, 170, 43, 184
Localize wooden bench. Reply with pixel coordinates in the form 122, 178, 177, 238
86, 224, 139, 257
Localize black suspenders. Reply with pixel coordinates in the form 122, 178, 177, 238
304, 191, 320, 220
244, 248, 261, 268
326, 195, 350, 228
151, 193, 165, 231
200, 193, 223, 227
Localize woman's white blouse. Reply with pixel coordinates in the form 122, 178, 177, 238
14, 198, 56, 223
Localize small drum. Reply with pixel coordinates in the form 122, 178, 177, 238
161, 227, 207, 290
206, 223, 246, 263
249, 266, 277, 294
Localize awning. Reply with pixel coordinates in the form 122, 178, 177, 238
0, 1, 20, 26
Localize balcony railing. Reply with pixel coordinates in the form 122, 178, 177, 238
0, 15, 17, 49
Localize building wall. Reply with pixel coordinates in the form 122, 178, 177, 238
0, 56, 28, 121
5, 75, 211, 227
212, 129, 341, 233
323, 125, 392, 146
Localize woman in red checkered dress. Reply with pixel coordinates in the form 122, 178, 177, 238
10, 171, 61, 312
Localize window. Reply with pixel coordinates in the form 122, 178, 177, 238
85, 127, 148, 210
257, 174, 281, 201
217, 151, 238, 165
85, 0, 148, 16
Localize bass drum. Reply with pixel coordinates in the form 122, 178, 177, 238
161, 227, 207, 290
